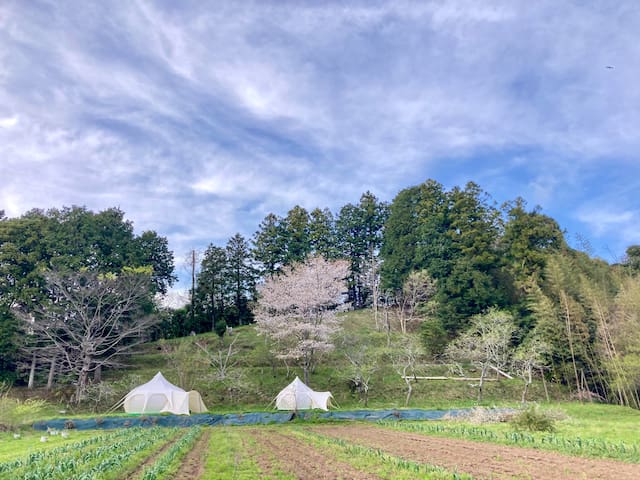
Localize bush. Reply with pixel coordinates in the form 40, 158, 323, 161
0, 396, 49, 431
510, 404, 557, 432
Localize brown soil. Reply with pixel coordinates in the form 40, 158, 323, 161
247, 428, 381, 480
128, 434, 180, 479
173, 428, 210, 479
311, 424, 640, 480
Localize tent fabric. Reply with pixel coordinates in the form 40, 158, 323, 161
188, 390, 208, 413
123, 372, 206, 415
275, 376, 333, 411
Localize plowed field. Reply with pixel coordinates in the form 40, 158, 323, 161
309, 424, 640, 480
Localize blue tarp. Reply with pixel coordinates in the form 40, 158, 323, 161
32, 408, 474, 431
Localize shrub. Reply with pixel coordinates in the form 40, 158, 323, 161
510, 404, 557, 432
0, 396, 49, 431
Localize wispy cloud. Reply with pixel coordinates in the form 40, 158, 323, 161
2, 0, 640, 285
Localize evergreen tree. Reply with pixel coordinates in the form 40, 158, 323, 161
282, 205, 311, 264
225, 233, 257, 326
380, 184, 424, 291
195, 244, 228, 332
309, 207, 338, 258
337, 192, 388, 308
252, 213, 287, 276
435, 182, 505, 333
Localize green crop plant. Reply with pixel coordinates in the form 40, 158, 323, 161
203, 427, 279, 479
0, 427, 178, 480
380, 419, 640, 463
140, 426, 203, 480
293, 428, 474, 479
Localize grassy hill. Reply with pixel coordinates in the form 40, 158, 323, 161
93, 308, 567, 413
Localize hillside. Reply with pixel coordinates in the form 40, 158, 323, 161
95, 308, 566, 413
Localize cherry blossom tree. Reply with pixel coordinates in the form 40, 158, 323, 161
255, 256, 349, 384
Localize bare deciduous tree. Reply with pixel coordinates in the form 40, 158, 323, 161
393, 336, 422, 406
255, 256, 349, 384
446, 309, 516, 402
21, 270, 158, 403
395, 270, 436, 334
340, 333, 378, 406
195, 336, 241, 382
513, 331, 550, 403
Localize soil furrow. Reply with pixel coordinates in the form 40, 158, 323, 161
311, 424, 640, 480
248, 428, 381, 480
173, 428, 210, 479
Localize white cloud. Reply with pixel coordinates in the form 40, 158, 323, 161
2, 0, 640, 285
577, 208, 636, 235
0, 115, 17, 128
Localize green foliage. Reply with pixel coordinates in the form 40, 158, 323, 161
420, 316, 448, 356
204, 428, 272, 478
140, 427, 202, 480
624, 245, 640, 273
381, 180, 507, 335
383, 408, 640, 463
0, 391, 49, 431
336, 192, 388, 308
0, 307, 19, 383
0, 427, 178, 479
510, 404, 557, 432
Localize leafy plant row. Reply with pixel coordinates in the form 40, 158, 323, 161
379, 421, 640, 463
140, 426, 203, 480
297, 429, 473, 480
0, 427, 179, 480
0, 427, 139, 473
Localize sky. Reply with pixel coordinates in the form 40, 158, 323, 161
2, 0, 640, 296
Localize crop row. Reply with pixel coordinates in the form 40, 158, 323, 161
139, 427, 203, 480
379, 421, 640, 462
0, 427, 141, 474
292, 429, 473, 480
0, 427, 179, 480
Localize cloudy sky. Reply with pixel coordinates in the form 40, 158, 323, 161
2, 0, 639, 290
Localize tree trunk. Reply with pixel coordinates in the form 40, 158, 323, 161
303, 365, 309, 385
75, 355, 92, 404
477, 365, 488, 402
540, 368, 550, 402
28, 353, 36, 389
404, 367, 413, 406
561, 291, 581, 396
521, 367, 531, 404
210, 287, 216, 332
93, 364, 102, 382
47, 357, 56, 389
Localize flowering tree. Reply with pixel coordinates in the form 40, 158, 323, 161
255, 256, 349, 384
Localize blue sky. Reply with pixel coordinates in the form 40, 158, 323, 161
2, 1, 640, 294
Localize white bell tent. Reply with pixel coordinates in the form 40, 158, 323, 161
275, 376, 334, 411
121, 372, 207, 415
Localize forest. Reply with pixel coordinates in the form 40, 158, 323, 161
1, 178, 640, 408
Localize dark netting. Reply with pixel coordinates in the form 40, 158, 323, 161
32, 408, 477, 431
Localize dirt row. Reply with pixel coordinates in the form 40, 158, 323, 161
147, 424, 640, 479
173, 428, 211, 479
310, 424, 640, 480
247, 428, 381, 479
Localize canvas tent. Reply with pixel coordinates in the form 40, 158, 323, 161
121, 372, 207, 415
275, 376, 334, 411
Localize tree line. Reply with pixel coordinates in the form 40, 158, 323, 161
0, 206, 176, 400
2, 178, 640, 407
